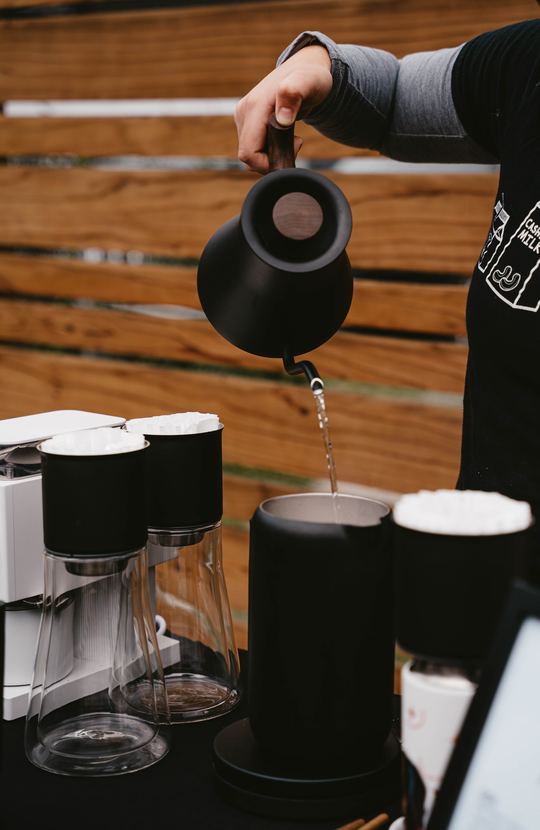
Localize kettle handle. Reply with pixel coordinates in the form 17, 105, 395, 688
267, 113, 296, 171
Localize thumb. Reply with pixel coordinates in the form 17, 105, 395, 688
275, 86, 302, 127
275, 104, 297, 127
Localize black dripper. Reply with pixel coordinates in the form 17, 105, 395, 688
40, 445, 148, 557
143, 425, 223, 531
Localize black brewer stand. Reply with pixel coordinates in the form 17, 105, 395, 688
213, 717, 401, 821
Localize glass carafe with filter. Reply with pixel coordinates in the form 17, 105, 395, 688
25, 428, 170, 776
126, 414, 241, 723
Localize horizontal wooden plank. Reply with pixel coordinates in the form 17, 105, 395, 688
222, 523, 249, 610
0, 0, 534, 99
0, 253, 469, 335
313, 331, 467, 392
349, 279, 468, 337
0, 297, 468, 391
223, 472, 305, 523
0, 0, 110, 6
0, 166, 498, 274
0, 345, 462, 493
0, 254, 203, 306
0, 115, 375, 159
341, 171, 497, 275
0, 166, 257, 256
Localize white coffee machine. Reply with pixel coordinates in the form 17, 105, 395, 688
0, 410, 125, 719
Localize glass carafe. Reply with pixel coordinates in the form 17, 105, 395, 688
25, 428, 170, 775
149, 523, 240, 721
26, 547, 170, 775
126, 417, 241, 723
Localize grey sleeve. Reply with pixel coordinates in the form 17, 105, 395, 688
278, 32, 498, 164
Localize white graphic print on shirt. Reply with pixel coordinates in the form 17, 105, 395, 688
484, 201, 540, 311
479, 199, 510, 273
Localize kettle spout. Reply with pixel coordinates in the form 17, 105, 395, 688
283, 348, 324, 394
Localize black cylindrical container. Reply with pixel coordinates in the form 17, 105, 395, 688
143, 426, 223, 530
248, 493, 394, 764
40, 444, 148, 556
0, 600, 4, 769
393, 522, 532, 664
197, 168, 353, 359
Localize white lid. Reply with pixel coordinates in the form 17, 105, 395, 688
0, 410, 125, 447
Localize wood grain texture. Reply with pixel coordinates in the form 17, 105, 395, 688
311, 331, 467, 393
348, 279, 468, 337
0, 0, 110, 6
0, 253, 469, 335
223, 473, 304, 523
0, 345, 462, 493
340, 171, 497, 275
0, 254, 203, 306
0, 166, 498, 274
222, 523, 249, 607
0, 115, 376, 159
0, 297, 468, 391
0, 0, 535, 99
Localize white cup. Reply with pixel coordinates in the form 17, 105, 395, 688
401, 660, 477, 823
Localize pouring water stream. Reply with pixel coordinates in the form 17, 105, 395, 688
282, 351, 341, 523
311, 379, 341, 524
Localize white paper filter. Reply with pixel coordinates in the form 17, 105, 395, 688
393, 489, 532, 536
125, 412, 221, 436
41, 427, 145, 455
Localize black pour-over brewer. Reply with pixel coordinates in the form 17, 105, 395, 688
212, 493, 401, 820
201, 122, 401, 818
197, 114, 354, 385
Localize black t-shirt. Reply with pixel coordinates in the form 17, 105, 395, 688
452, 21, 540, 564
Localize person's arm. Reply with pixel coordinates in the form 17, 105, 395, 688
274, 32, 400, 153
279, 31, 499, 164
235, 30, 499, 173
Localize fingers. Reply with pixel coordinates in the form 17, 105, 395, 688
235, 45, 332, 174
236, 96, 275, 174
236, 84, 303, 174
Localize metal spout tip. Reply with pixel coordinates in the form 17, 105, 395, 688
282, 349, 324, 392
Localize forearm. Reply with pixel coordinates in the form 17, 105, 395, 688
278, 32, 398, 151
279, 32, 498, 164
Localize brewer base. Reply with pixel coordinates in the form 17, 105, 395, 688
213, 718, 401, 820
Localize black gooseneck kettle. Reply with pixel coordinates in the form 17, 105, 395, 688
197, 116, 353, 387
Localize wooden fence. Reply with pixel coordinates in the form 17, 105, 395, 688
0, 0, 537, 650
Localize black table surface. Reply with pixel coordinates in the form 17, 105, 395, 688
1, 651, 402, 829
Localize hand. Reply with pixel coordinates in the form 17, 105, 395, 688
235, 45, 332, 174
